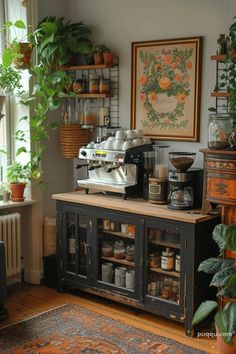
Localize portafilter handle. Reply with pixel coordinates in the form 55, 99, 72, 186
75, 164, 89, 169
88, 165, 103, 171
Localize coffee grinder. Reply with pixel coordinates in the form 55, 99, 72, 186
167, 152, 203, 210
148, 145, 169, 204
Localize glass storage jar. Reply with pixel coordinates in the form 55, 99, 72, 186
161, 248, 174, 271
113, 240, 125, 259
89, 74, 100, 93
208, 113, 232, 150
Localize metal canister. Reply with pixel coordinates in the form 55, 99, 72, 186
148, 177, 168, 204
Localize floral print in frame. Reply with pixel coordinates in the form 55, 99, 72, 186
131, 37, 202, 141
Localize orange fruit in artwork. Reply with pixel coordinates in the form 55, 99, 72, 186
159, 77, 171, 90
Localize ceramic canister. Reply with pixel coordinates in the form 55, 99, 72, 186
115, 267, 126, 287
101, 263, 113, 283
125, 269, 135, 290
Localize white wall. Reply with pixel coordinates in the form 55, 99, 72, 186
68, 0, 235, 168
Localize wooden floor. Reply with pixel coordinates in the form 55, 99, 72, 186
0, 284, 216, 353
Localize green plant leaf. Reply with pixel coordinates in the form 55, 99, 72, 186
227, 273, 236, 296
213, 224, 226, 251
192, 301, 217, 325
210, 267, 236, 287
16, 147, 27, 156
215, 303, 236, 346
198, 258, 233, 273
14, 20, 26, 29
224, 225, 236, 251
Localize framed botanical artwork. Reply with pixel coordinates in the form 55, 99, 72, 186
131, 37, 202, 141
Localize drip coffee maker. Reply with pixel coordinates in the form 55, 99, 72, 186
167, 152, 203, 210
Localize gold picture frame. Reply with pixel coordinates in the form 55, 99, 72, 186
131, 37, 202, 141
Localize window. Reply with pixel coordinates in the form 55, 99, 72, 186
0, 0, 29, 183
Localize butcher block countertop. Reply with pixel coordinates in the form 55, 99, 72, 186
52, 191, 220, 224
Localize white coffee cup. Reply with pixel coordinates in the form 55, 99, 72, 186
87, 141, 95, 148
122, 141, 133, 150
114, 139, 124, 150
115, 129, 125, 140
126, 130, 136, 140
104, 139, 114, 150
142, 138, 152, 145
134, 129, 143, 138
132, 138, 143, 147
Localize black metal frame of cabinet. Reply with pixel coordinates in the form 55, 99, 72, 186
56, 200, 220, 336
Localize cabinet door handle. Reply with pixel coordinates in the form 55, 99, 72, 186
89, 219, 92, 232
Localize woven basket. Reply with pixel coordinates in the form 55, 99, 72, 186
60, 124, 90, 158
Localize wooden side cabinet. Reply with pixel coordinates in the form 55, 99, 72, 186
200, 149, 236, 223
55, 197, 220, 336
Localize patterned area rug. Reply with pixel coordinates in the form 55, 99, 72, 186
0, 303, 206, 353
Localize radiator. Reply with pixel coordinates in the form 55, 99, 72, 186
0, 213, 21, 277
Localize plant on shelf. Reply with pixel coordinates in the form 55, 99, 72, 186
30, 16, 92, 69
226, 18, 236, 134
192, 223, 236, 354
228, 16, 236, 54
0, 20, 33, 69
92, 44, 108, 64
102, 46, 115, 66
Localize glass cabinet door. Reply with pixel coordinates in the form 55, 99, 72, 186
64, 210, 90, 278
95, 215, 140, 297
145, 222, 185, 313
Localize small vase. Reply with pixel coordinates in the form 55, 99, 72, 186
103, 52, 114, 66
93, 53, 104, 65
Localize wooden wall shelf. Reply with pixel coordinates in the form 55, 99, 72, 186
211, 92, 230, 97
61, 64, 114, 71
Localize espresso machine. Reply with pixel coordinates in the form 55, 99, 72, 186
77, 142, 153, 199
167, 152, 203, 210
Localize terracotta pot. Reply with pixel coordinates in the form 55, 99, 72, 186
93, 53, 104, 65
216, 329, 236, 354
103, 52, 114, 66
13, 42, 33, 69
10, 183, 26, 202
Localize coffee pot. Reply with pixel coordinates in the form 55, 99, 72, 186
167, 152, 196, 210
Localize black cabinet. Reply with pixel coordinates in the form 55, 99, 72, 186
56, 200, 219, 336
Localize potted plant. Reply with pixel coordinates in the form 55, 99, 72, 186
192, 223, 236, 354
0, 64, 23, 118
0, 20, 33, 69
6, 160, 41, 202
92, 44, 108, 65
102, 46, 115, 66
30, 16, 92, 69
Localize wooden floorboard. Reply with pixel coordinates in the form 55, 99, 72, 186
0, 284, 217, 353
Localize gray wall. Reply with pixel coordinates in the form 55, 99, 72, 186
39, 0, 236, 216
